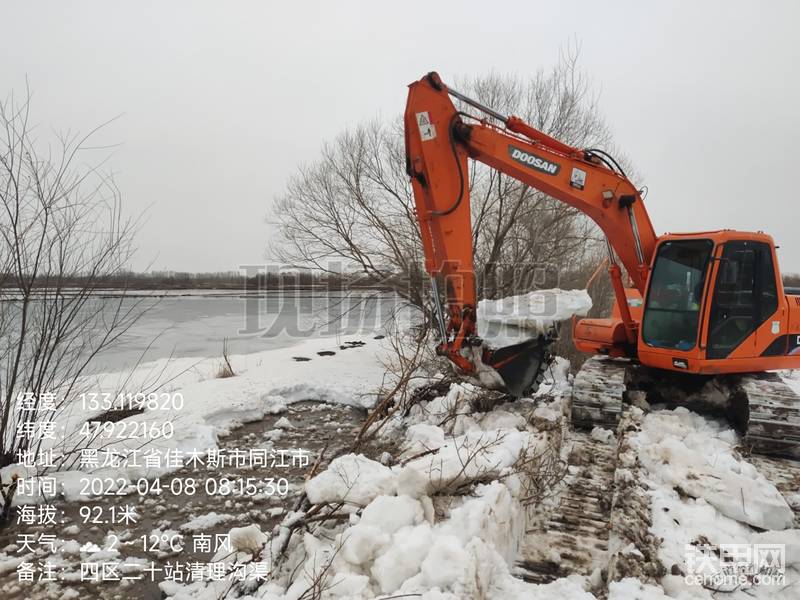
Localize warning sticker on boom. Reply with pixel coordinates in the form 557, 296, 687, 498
570, 167, 586, 190
416, 112, 437, 141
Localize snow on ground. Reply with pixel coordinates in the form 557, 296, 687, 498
160, 366, 593, 600
6, 334, 395, 506
628, 406, 800, 599
158, 367, 800, 599
635, 407, 793, 531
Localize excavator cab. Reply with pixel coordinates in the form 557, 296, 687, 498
579, 231, 797, 376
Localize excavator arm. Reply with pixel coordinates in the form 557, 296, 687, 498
404, 72, 658, 394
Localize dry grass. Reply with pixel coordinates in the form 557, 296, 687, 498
352, 324, 435, 452
216, 339, 236, 378
513, 423, 568, 506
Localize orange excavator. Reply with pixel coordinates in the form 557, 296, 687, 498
404, 72, 800, 455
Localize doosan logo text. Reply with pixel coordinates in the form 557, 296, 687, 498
508, 145, 560, 175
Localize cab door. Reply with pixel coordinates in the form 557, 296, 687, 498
705, 241, 778, 359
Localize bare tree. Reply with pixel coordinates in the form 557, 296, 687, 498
270, 50, 621, 308
272, 117, 424, 303
0, 87, 146, 520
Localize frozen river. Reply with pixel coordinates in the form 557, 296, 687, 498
85, 289, 402, 373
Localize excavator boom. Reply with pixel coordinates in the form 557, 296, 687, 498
405, 72, 656, 392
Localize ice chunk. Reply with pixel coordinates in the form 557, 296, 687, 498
396, 465, 430, 499
180, 512, 233, 532
479, 410, 527, 431
341, 524, 389, 565
227, 524, 267, 556
274, 416, 295, 429
305, 453, 397, 506
420, 534, 469, 588
590, 426, 616, 444
438, 482, 523, 565
403, 423, 447, 456
477, 288, 592, 347
326, 572, 370, 596
359, 495, 425, 534
636, 409, 794, 530
370, 523, 433, 593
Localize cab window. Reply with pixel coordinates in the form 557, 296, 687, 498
642, 239, 713, 351
706, 241, 778, 359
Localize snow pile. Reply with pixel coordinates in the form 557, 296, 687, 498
397, 427, 532, 497
263, 382, 576, 599
300, 482, 524, 598
161, 378, 588, 600
303, 381, 542, 503
305, 454, 398, 506
634, 407, 793, 530
629, 407, 800, 598
210, 481, 592, 600
477, 288, 592, 347
403, 423, 447, 456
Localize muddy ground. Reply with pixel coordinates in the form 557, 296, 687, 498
0, 401, 390, 600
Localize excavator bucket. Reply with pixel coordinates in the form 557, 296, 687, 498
486, 335, 552, 398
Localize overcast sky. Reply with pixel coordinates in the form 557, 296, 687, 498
4, 1, 799, 273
